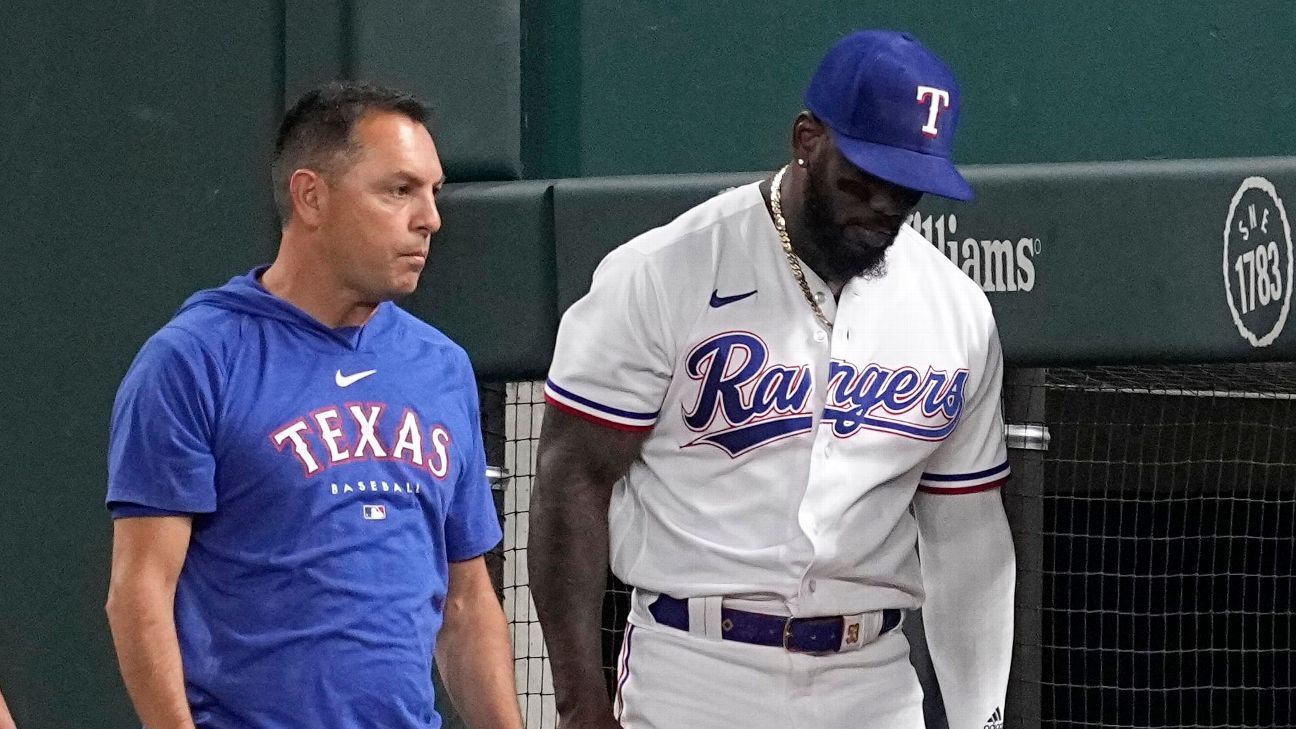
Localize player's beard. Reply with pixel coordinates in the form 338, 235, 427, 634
801, 171, 891, 282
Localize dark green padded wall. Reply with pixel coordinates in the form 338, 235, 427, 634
407, 181, 557, 381
911, 158, 1296, 365
351, 0, 523, 180
285, 0, 523, 181
0, 5, 283, 728
528, 1, 1296, 178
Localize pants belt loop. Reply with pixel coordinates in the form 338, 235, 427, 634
703, 596, 724, 640
865, 611, 884, 644
686, 596, 725, 641
686, 597, 705, 637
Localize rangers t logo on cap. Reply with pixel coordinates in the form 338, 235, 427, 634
804, 30, 973, 200
916, 86, 952, 138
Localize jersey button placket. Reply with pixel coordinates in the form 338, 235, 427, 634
797, 434, 832, 606
800, 291, 834, 609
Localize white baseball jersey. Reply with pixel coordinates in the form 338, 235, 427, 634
545, 180, 1009, 617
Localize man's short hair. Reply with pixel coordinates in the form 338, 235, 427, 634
272, 80, 428, 223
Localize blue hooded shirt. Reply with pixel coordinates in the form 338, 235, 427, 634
107, 268, 502, 728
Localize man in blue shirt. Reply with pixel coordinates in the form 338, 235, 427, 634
105, 81, 522, 729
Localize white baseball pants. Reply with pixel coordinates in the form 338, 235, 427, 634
613, 594, 925, 729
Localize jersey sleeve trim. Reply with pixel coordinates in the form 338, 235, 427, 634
545, 395, 656, 433
543, 379, 658, 432
918, 460, 1010, 494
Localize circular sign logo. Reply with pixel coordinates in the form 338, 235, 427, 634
1223, 177, 1293, 347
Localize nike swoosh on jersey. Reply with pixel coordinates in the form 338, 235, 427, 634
708, 289, 757, 308
335, 369, 377, 387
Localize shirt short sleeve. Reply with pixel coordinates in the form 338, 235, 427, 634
544, 246, 674, 431
444, 362, 504, 562
106, 327, 220, 516
918, 321, 1010, 494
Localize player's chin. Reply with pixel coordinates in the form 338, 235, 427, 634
384, 269, 423, 298
831, 241, 890, 280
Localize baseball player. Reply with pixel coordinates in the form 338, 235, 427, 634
104, 82, 522, 729
530, 30, 1015, 729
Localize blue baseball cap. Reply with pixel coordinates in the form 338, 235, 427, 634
804, 30, 973, 201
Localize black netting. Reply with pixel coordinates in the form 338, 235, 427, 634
1040, 365, 1296, 729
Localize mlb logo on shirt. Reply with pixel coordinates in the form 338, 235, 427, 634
362, 504, 387, 520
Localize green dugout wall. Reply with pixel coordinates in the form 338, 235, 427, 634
526, 1, 1296, 177
423, 157, 1296, 379
3, 1, 1296, 727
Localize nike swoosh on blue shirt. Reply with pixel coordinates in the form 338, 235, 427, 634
335, 369, 377, 387
708, 289, 757, 308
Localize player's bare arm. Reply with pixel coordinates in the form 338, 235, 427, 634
105, 516, 197, 729
530, 407, 649, 729
0, 684, 17, 729
914, 489, 1016, 729
435, 556, 524, 729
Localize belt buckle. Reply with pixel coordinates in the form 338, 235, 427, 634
781, 616, 842, 654
781, 616, 801, 653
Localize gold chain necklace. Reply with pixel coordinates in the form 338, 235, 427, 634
769, 165, 833, 329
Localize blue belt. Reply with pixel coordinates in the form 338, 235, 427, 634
648, 594, 903, 654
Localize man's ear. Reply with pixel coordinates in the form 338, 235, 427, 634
791, 112, 829, 166
287, 168, 329, 228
